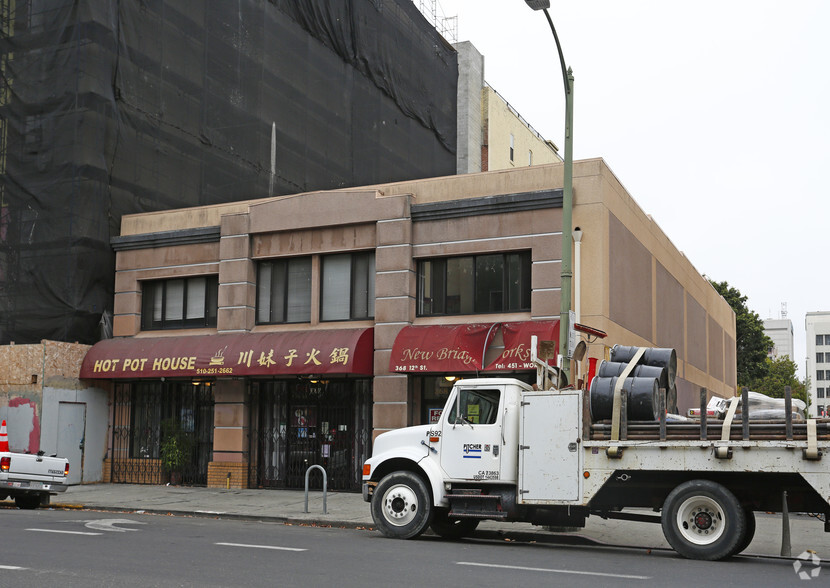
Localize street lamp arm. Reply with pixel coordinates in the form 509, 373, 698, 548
542, 8, 570, 97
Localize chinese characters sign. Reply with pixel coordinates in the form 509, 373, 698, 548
80, 329, 373, 379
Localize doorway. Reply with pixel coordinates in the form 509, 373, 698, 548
57, 402, 86, 485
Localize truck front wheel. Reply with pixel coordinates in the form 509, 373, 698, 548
661, 480, 745, 560
371, 471, 432, 539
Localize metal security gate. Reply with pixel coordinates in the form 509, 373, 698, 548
249, 379, 371, 491
111, 381, 214, 485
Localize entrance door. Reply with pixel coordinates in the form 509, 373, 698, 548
439, 386, 503, 481
57, 402, 86, 485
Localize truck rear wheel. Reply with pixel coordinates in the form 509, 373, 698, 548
730, 509, 756, 556
430, 508, 480, 540
15, 494, 42, 510
371, 471, 432, 539
661, 480, 745, 560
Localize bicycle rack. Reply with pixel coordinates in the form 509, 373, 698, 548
303, 465, 328, 514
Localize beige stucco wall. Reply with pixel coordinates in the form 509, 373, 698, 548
482, 86, 561, 172
113, 158, 736, 432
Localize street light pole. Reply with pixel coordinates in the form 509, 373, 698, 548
525, 1, 574, 382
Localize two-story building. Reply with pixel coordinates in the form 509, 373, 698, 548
80, 159, 736, 491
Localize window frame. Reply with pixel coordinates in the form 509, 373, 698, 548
416, 251, 532, 317
141, 275, 218, 331
256, 257, 313, 325
320, 251, 376, 322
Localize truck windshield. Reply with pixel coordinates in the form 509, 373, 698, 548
447, 389, 500, 425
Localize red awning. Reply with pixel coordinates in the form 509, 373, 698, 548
389, 323, 498, 373
484, 320, 559, 371
80, 328, 374, 379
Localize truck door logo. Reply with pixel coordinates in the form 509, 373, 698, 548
463, 444, 482, 458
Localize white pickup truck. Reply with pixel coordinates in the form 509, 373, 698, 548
362, 366, 830, 560
1, 450, 70, 509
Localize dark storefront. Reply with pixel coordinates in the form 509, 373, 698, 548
110, 381, 215, 485
82, 329, 373, 489
248, 378, 372, 491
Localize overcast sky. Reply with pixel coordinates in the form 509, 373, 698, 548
429, 0, 828, 377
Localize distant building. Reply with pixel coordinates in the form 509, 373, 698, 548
806, 312, 830, 418
455, 42, 561, 175
763, 318, 794, 360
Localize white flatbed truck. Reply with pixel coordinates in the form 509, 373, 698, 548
362, 373, 829, 560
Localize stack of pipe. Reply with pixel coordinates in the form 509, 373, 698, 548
589, 346, 677, 421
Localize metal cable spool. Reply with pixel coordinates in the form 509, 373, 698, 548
589, 376, 660, 421
610, 345, 677, 389
597, 360, 668, 389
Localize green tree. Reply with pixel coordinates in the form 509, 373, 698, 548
709, 280, 772, 387
746, 356, 809, 406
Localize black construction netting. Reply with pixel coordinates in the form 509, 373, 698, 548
0, 0, 457, 344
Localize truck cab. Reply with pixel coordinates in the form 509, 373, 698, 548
363, 378, 586, 538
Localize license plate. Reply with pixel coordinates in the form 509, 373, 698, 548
29, 481, 43, 489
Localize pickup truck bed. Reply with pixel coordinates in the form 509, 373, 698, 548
1, 451, 70, 509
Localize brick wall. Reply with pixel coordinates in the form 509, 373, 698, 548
207, 461, 249, 489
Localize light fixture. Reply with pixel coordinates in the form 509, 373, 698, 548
444, 376, 457, 382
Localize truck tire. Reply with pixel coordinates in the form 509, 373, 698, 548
371, 471, 432, 539
730, 509, 756, 556
15, 494, 42, 510
430, 508, 480, 540
661, 480, 745, 560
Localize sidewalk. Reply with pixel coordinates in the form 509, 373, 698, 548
6, 483, 825, 560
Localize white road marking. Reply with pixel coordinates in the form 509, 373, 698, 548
215, 542, 307, 552
0, 565, 27, 570
81, 519, 146, 532
26, 529, 103, 536
456, 561, 651, 580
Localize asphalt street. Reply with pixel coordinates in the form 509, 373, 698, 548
2, 482, 824, 562
1, 508, 820, 588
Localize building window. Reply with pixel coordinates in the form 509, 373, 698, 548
819, 334, 826, 346
257, 258, 312, 324
509, 134, 514, 162
417, 252, 532, 316
528, 150, 533, 166
818, 371, 826, 381
818, 352, 825, 364
818, 388, 825, 399
321, 251, 375, 321
141, 276, 218, 330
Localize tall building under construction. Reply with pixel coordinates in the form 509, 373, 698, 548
0, 0, 458, 345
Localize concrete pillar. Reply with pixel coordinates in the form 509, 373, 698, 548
207, 378, 249, 488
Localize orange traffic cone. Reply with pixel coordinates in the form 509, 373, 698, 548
0, 420, 8, 452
